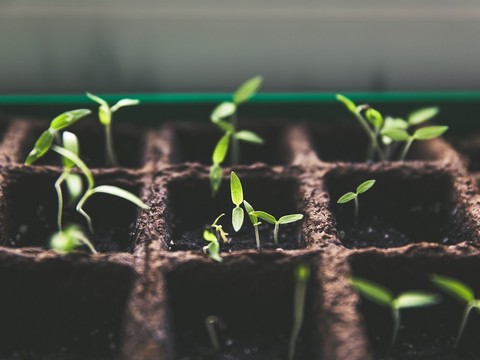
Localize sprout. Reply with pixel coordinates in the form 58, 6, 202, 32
249, 211, 303, 245
209, 76, 264, 195
205, 315, 226, 351
86, 92, 139, 167
352, 277, 441, 346
243, 200, 261, 249
431, 274, 480, 347
203, 214, 228, 262
337, 179, 375, 225
230, 171, 244, 232
50, 224, 97, 254
288, 263, 311, 360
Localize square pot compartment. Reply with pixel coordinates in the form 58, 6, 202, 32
447, 133, 480, 172
0, 257, 134, 359
165, 254, 320, 359
167, 122, 290, 166
165, 171, 304, 252
324, 167, 468, 249
0, 168, 144, 253
308, 122, 445, 163
19, 120, 147, 169
350, 252, 480, 359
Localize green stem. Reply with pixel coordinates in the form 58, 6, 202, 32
455, 304, 473, 347
105, 123, 118, 167
76, 232, 98, 254
354, 112, 385, 161
230, 113, 239, 165
76, 189, 94, 233
54, 172, 69, 231
391, 306, 400, 347
205, 316, 225, 351
254, 224, 260, 250
354, 196, 359, 226
288, 271, 308, 360
274, 222, 279, 245
400, 138, 414, 161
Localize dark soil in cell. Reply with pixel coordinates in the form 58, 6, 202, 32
166, 255, 320, 360
0, 258, 134, 359
169, 123, 288, 165
1, 169, 142, 253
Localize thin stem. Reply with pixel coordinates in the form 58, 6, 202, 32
354, 196, 359, 226
455, 304, 474, 347
54, 172, 69, 231
367, 127, 380, 161
75, 233, 98, 254
274, 222, 279, 245
105, 123, 118, 167
391, 306, 400, 347
254, 224, 260, 250
205, 316, 225, 351
288, 270, 308, 360
354, 112, 385, 161
230, 112, 240, 165
76, 190, 94, 233
400, 138, 414, 161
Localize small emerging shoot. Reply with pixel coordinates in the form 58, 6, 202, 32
86, 92, 139, 167
244, 200, 261, 249
337, 179, 375, 226
203, 214, 229, 262
352, 277, 441, 346
288, 263, 311, 360
249, 211, 303, 245
205, 315, 226, 351
50, 224, 97, 254
230, 171, 244, 232
431, 274, 480, 347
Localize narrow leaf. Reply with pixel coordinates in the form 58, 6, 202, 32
432, 274, 474, 303
356, 180, 376, 194
337, 192, 356, 204
365, 108, 383, 129
203, 230, 217, 242
336, 94, 357, 113
408, 107, 439, 125
243, 200, 257, 224
211, 102, 236, 122
395, 291, 441, 309
86, 92, 108, 107
381, 128, 411, 141
383, 117, 408, 131
351, 277, 394, 306
230, 171, 243, 206
25, 129, 55, 165
232, 206, 244, 232
250, 211, 277, 224
233, 76, 263, 104
62, 131, 79, 169
207, 241, 222, 262
413, 126, 448, 140
278, 214, 304, 225
51, 145, 94, 189
234, 130, 264, 144
212, 133, 230, 164
50, 109, 91, 131
111, 98, 140, 112
210, 164, 223, 196
89, 185, 149, 209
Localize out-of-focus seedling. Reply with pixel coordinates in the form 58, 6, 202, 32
86, 92, 139, 167
203, 214, 229, 262
337, 179, 375, 225
230, 171, 244, 232
50, 224, 97, 254
431, 274, 480, 347
249, 211, 303, 245
205, 315, 226, 351
288, 263, 311, 360
243, 200, 261, 249
352, 276, 441, 346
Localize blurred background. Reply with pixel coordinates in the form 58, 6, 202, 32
1, 0, 480, 94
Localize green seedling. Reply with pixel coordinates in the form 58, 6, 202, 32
86, 92, 139, 167
230, 171, 244, 232
249, 211, 303, 245
431, 274, 480, 347
205, 315, 226, 351
50, 224, 97, 254
25, 109, 91, 165
337, 179, 375, 226
203, 214, 229, 262
209, 76, 264, 195
352, 277, 441, 346
243, 200, 261, 249
288, 263, 311, 360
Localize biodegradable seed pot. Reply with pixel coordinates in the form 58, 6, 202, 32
1, 91, 480, 360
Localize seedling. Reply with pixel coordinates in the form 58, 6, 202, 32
50, 224, 97, 254
243, 200, 261, 249
249, 211, 303, 245
230, 171, 244, 232
432, 274, 480, 347
337, 179, 375, 225
209, 76, 264, 195
205, 315, 226, 351
351, 277, 441, 346
86, 92, 139, 167
288, 263, 311, 360
203, 214, 229, 262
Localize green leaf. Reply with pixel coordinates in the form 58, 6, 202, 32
243, 200, 257, 224
351, 277, 394, 306
278, 214, 304, 225
356, 180, 376, 194
230, 171, 243, 206
384, 117, 409, 131
233, 76, 263, 104
234, 130, 264, 144
395, 291, 441, 309
25, 129, 55, 165
52, 145, 94, 189
381, 128, 411, 141
49, 109, 91, 131
86, 92, 108, 107
205, 241, 222, 262
232, 206, 244, 232
250, 211, 277, 224
98, 105, 111, 126
65, 174, 84, 204
89, 185, 149, 209
408, 107, 439, 126
211, 102, 236, 122
216, 120, 235, 133
212, 133, 231, 164
413, 126, 448, 140
431, 274, 474, 303
203, 229, 217, 242
50, 229, 77, 254
336, 94, 357, 113
365, 108, 383, 129
111, 98, 140, 112
337, 192, 356, 204
61, 131, 79, 169
210, 164, 223, 196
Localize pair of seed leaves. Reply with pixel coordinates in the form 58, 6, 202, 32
203, 214, 229, 262
337, 179, 375, 204
86, 92, 139, 126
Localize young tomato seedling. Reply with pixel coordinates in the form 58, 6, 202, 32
337, 179, 375, 225
230, 171, 245, 232
431, 274, 480, 347
86, 92, 139, 167
243, 200, 262, 249
249, 211, 303, 245
50, 224, 97, 255
205, 315, 226, 351
203, 213, 229, 262
288, 263, 311, 360
209, 76, 264, 195
352, 277, 441, 346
